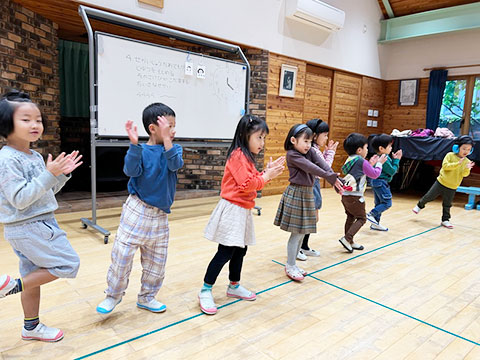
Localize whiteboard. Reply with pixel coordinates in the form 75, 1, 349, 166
95, 33, 248, 139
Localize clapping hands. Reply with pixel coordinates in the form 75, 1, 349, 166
46, 151, 83, 176
325, 140, 339, 152
392, 149, 403, 160
369, 154, 387, 166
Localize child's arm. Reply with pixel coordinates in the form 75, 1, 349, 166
165, 145, 184, 172
323, 140, 338, 167
52, 150, 83, 194
123, 144, 143, 177
123, 121, 143, 177
441, 153, 464, 171
230, 152, 283, 192
381, 156, 400, 178
463, 160, 474, 176
363, 155, 384, 179
290, 151, 337, 185
1, 159, 60, 210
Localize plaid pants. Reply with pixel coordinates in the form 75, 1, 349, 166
105, 195, 169, 302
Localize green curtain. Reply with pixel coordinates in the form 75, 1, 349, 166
58, 39, 89, 118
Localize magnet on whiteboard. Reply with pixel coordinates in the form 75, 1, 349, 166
240, 109, 246, 116
185, 61, 193, 76
197, 65, 206, 79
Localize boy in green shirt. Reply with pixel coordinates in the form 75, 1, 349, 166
367, 134, 402, 231
413, 135, 475, 229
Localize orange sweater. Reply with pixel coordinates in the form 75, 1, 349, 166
220, 149, 266, 209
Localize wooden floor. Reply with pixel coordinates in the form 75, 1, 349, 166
1, 190, 479, 359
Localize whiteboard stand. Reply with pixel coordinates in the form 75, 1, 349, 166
78, 5, 250, 244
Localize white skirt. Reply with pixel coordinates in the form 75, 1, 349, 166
204, 198, 255, 248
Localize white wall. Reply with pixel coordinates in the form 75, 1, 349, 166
79, 0, 384, 78
380, 29, 480, 80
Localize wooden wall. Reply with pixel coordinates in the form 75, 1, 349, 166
303, 65, 333, 123
262, 53, 307, 196
383, 78, 429, 135
262, 53, 386, 195
328, 72, 363, 173
358, 76, 386, 138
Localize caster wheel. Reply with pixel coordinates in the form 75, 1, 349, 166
81, 223, 87, 229
104, 236, 109, 244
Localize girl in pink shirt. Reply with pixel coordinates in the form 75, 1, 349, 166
198, 115, 284, 315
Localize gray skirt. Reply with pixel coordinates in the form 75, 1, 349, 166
274, 184, 317, 234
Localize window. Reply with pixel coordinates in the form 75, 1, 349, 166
440, 75, 480, 140
439, 79, 466, 136
469, 77, 480, 140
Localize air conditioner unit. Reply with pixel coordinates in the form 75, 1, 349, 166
286, 0, 345, 31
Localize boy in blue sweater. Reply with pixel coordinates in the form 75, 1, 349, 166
366, 134, 402, 231
97, 103, 183, 314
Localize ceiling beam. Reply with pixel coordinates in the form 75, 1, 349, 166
379, 2, 480, 43
381, 0, 395, 19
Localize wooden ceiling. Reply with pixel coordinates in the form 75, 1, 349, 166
10, 0, 223, 49
377, 0, 480, 18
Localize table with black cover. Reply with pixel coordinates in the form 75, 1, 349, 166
367, 135, 480, 191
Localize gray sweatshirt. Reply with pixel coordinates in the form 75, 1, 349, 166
0, 146, 69, 225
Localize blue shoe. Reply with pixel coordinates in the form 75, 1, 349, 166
366, 212, 379, 225
137, 298, 166, 313
96, 296, 121, 314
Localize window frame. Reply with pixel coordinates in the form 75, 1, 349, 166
443, 74, 478, 135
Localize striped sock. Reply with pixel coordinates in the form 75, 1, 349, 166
201, 283, 213, 292
24, 316, 39, 331
229, 281, 239, 289
6, 278, 23, 296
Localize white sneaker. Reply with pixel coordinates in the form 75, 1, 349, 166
366, 212, 379, 225
302, 248, 321, 257
296, 266, 307, 277
22, 323, 64, 342
0, 275, 16, 298
296, 250, 307, 261
412, 205, 421, 214
352, 243, 364, 251
96, 296, 122, 314
339, 237, 353, 253
137, 298, 167, 313
441, 220, 454, 229
198, 290, 217, 315
370, 223, 389, 231
285, 265, 304, 281
226, 285, 256, 300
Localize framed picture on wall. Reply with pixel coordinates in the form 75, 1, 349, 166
398, 79, 419, 106
279, 64, 298, 98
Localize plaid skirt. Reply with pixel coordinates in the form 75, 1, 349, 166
274, 184, 317, 234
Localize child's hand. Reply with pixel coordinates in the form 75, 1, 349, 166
369, 154, 379, 166
125, 120, 138, 145
393, 149, 403, 159
263, 164, 284, 181
467, 161, 475, 169
46, 152, 70, 177
326, 140, 339, 152
333, 178, 344, 195
378, 154, 388, 164
266, 156, 285, 170
62, 150, 83, 175
157, 116, 172, 140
